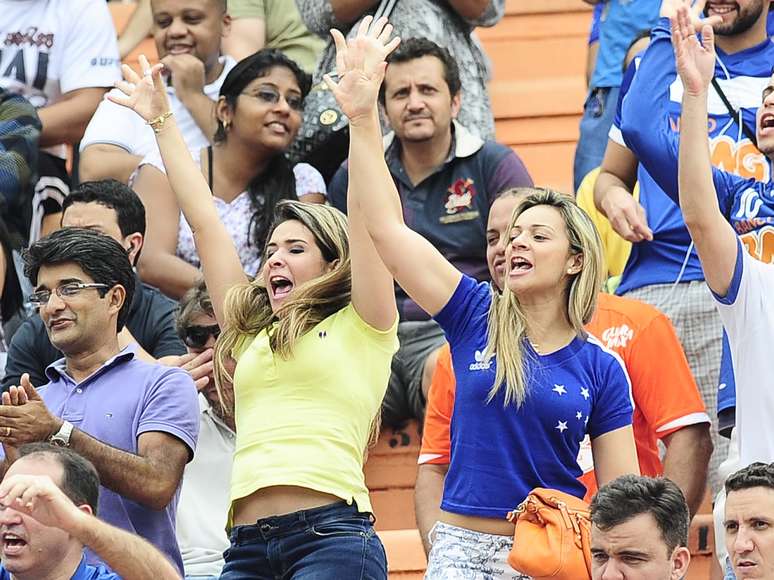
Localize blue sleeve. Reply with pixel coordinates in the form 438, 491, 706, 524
434, 275, 491, 346
711, 238, 745, 305
588, 355, 634, 439
612, 57, 638, 137
327, 162, 350, 214
619, 19, 682, 198
620, 18, 750, 216
138, 368, 200, 460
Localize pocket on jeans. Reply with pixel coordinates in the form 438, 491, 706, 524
310, 518, 369, 537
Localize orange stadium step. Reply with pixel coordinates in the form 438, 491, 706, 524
366, 422, 421, 530
478, 0, 593, 192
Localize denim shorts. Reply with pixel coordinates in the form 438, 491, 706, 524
219, 501, 387, 580
425, 522, 530, 580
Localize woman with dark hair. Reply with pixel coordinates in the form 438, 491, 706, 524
133, 49, 326, 299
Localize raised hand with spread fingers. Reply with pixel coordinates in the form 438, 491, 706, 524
108, 55, 172, 125
323, 16, 401, 125
671, 3, 716, 97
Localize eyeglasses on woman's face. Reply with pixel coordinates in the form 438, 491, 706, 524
240, 86, 304, 112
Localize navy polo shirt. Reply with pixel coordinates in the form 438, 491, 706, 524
329, 122, 533, 321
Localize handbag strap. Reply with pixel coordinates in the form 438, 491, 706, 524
373, 0, 398, 23
711, 77, 758, 148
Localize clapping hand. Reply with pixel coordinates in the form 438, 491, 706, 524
108, 55, 172, 123
324, 16, 401, 125
671, 3, 716, 96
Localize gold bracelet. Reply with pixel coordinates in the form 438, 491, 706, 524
147, 111, 173, 134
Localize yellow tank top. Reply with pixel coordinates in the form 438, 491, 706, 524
230, 304, 398, 516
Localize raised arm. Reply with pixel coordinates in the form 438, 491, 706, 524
108, 57, 247, 326
621, 1, 722, 203
673, 7, 738, 296
0, 473, 181, 580
325, 18, 461, 317
343, 21, 398, 330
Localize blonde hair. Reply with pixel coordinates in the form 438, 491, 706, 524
482, 187, 604, 407
213, 201, 351, 393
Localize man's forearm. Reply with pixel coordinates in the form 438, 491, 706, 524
662, 424, 712, 517
414, 464, 448, 555
118, 0, 153, 59
68, 429, 175, 510
177, 92, 216, 143
38, 89, 107, 147
78, 146, 142, 183
74, 513, 180, 580
594, 170, 633, 216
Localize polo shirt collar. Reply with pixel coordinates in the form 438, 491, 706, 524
199, 393, 235, 435
383, 120, 484, 171
45, 344, 138, 385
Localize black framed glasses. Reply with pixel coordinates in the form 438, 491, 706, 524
28, 283, 110, 308
240, 87, 304, 112
182, 324, 221, 349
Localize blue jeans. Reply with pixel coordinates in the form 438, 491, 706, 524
573, 85, 621, 193
219, 501, 387, 580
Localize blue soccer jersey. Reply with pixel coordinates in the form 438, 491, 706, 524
619, 18, 774, 433
611, 17, 774, 296
434, 276, 633, 518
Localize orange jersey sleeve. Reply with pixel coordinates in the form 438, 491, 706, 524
418, 343, 455, 465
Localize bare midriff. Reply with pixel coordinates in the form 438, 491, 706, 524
232, 485, 345, 525
440, 510, 516, 537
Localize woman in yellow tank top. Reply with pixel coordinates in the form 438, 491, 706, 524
109, 31, 400, 579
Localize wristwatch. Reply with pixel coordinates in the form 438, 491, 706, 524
49, 421, 74, 447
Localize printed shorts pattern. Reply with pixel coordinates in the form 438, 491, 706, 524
424, 522, 530, 580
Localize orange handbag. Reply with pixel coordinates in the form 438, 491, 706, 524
506, 488, 592, 580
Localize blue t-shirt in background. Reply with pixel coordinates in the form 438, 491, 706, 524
590, 0, 660, 89
434, 276, 633, 518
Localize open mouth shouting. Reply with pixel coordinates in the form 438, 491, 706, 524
269, 275, 294, 300
760, 112, 774, 135
2, 531, 28, 557
509, 255, 534, 276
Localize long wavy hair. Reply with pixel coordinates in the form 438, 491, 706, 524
213, 200, 351, 392
214, 50, 312, 249
482, 188, 604, 407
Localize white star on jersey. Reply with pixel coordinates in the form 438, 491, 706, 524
576, 411, 583, 420
553, 384, 567, 395
556, 421, 568, 433
580, 387, 590, 400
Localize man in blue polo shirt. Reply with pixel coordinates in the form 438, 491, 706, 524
0, 443, 180, 580
0, 227, 199, 575
328, 37, 533, 429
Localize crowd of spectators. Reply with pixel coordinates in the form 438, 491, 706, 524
0, 0, 773, 579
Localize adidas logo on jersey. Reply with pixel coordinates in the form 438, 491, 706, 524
469, 350, 493, 371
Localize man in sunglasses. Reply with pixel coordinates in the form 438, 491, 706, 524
3, 179, 189, 391
174, 279, 235, 579
0, 227, 199, 575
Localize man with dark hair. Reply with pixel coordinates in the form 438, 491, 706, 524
590, 475, 691, 579
2, 179, 187, 389
79, 0, 235, 184
0, 227, 199, 575
328, 37, 533, 428
724, 463, 774, 578
0, 443, 180, 580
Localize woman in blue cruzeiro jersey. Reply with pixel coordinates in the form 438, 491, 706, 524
324, 16, 640, 578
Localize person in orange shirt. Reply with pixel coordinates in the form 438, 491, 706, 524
414, 189, 713, 555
